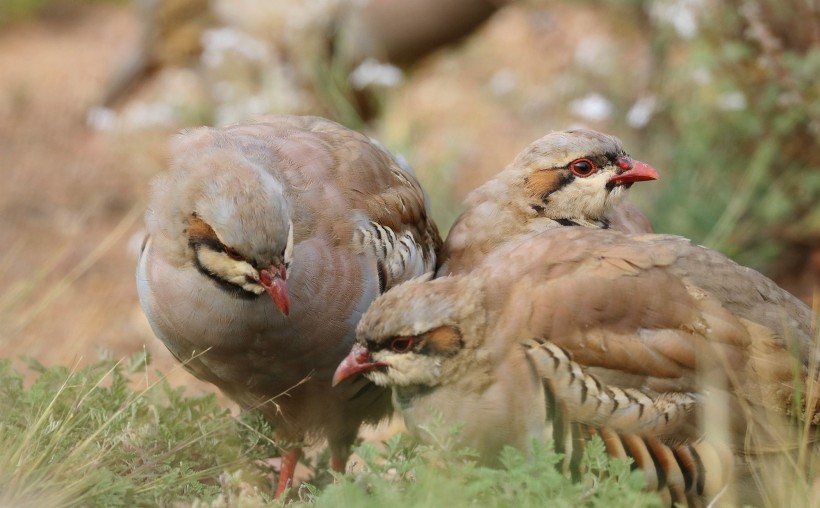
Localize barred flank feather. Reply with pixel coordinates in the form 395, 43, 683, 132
355, 220, 437, 292
543, 372, 733, 506
524, 339, 697, 435
528, 339, 733, 507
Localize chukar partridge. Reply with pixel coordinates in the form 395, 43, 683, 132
336, 227, 818, 506
137, 115, 441, 497
438, 129, 658, 275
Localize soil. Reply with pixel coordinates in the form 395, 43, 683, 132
0, 5, 198, 389
0, 2, 813, 396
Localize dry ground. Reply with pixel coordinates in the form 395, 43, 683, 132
0, 3, 617, 391
0, 5, 817, 498
0, 2, 813, 395
0, 5, 197, 388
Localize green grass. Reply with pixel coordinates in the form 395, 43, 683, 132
1, 0, 817, 505
0, 353, 277, 507
1, 341, 816, 507
294, 423, 659, 508
0, 0, 126, 27
616, 0, 820, 274
0, 354, 661, 507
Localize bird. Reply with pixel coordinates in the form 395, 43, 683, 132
335, 227, 818, 506
137, 114, 441, 497
437, 129, 658, 276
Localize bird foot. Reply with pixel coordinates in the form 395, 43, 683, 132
274, 447, 302, 499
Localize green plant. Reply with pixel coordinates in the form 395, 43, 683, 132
0, 355, 661, 507
0, 353, 275, 507
0, 0, 126, 27
296, 415, 659, 508
641, 0, 820, 273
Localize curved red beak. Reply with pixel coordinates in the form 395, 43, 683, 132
332, 343, 386, 386
259, 264, 290, 316
608, 159, 659, 186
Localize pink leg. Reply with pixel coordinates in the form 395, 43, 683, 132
274, 447, 302, 499
330, 452, 347, 474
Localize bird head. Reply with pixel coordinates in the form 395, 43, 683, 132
333, 275, 485, 388
510, 129, 659, 225
168, 129, 295, 316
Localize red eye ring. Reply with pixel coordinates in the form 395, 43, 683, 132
223, 245, 244, 261
390, 337, 415, 353
570, 158, 596, 177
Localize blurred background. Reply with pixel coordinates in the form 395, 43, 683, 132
0, 0, 817, 391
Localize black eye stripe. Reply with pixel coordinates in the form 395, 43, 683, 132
190, 236, 249, 264
190, 242, 261, 300
391, 337, 415, 353
539, 172, 574, 202
562, 153, 621, 170
188, 235, 223, 252
366, 336, 424, 354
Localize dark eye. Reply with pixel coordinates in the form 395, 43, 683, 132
390, 337, 415, 353
570, 159, 596, 177
223, 245, 244, 261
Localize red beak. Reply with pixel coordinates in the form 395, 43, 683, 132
259, 264, 290, 316
332, 343, 386, 386
608, 159, 660, 186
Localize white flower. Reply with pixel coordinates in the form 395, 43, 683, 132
201, 27, 269, 68
85, 107, 118, 131
626, 96, 657, 128
570, 93, 613, 122
349, 59, 404, 89
489, 69, 518, 97
122, 102, 176, 129
649, 0, 703, 39
574, 36, 612, 71
717, 91, 747, 111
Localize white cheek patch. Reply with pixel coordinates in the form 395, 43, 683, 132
368, 350, 443, 387
197, 248, 265, 294
547, 172, 626, 220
